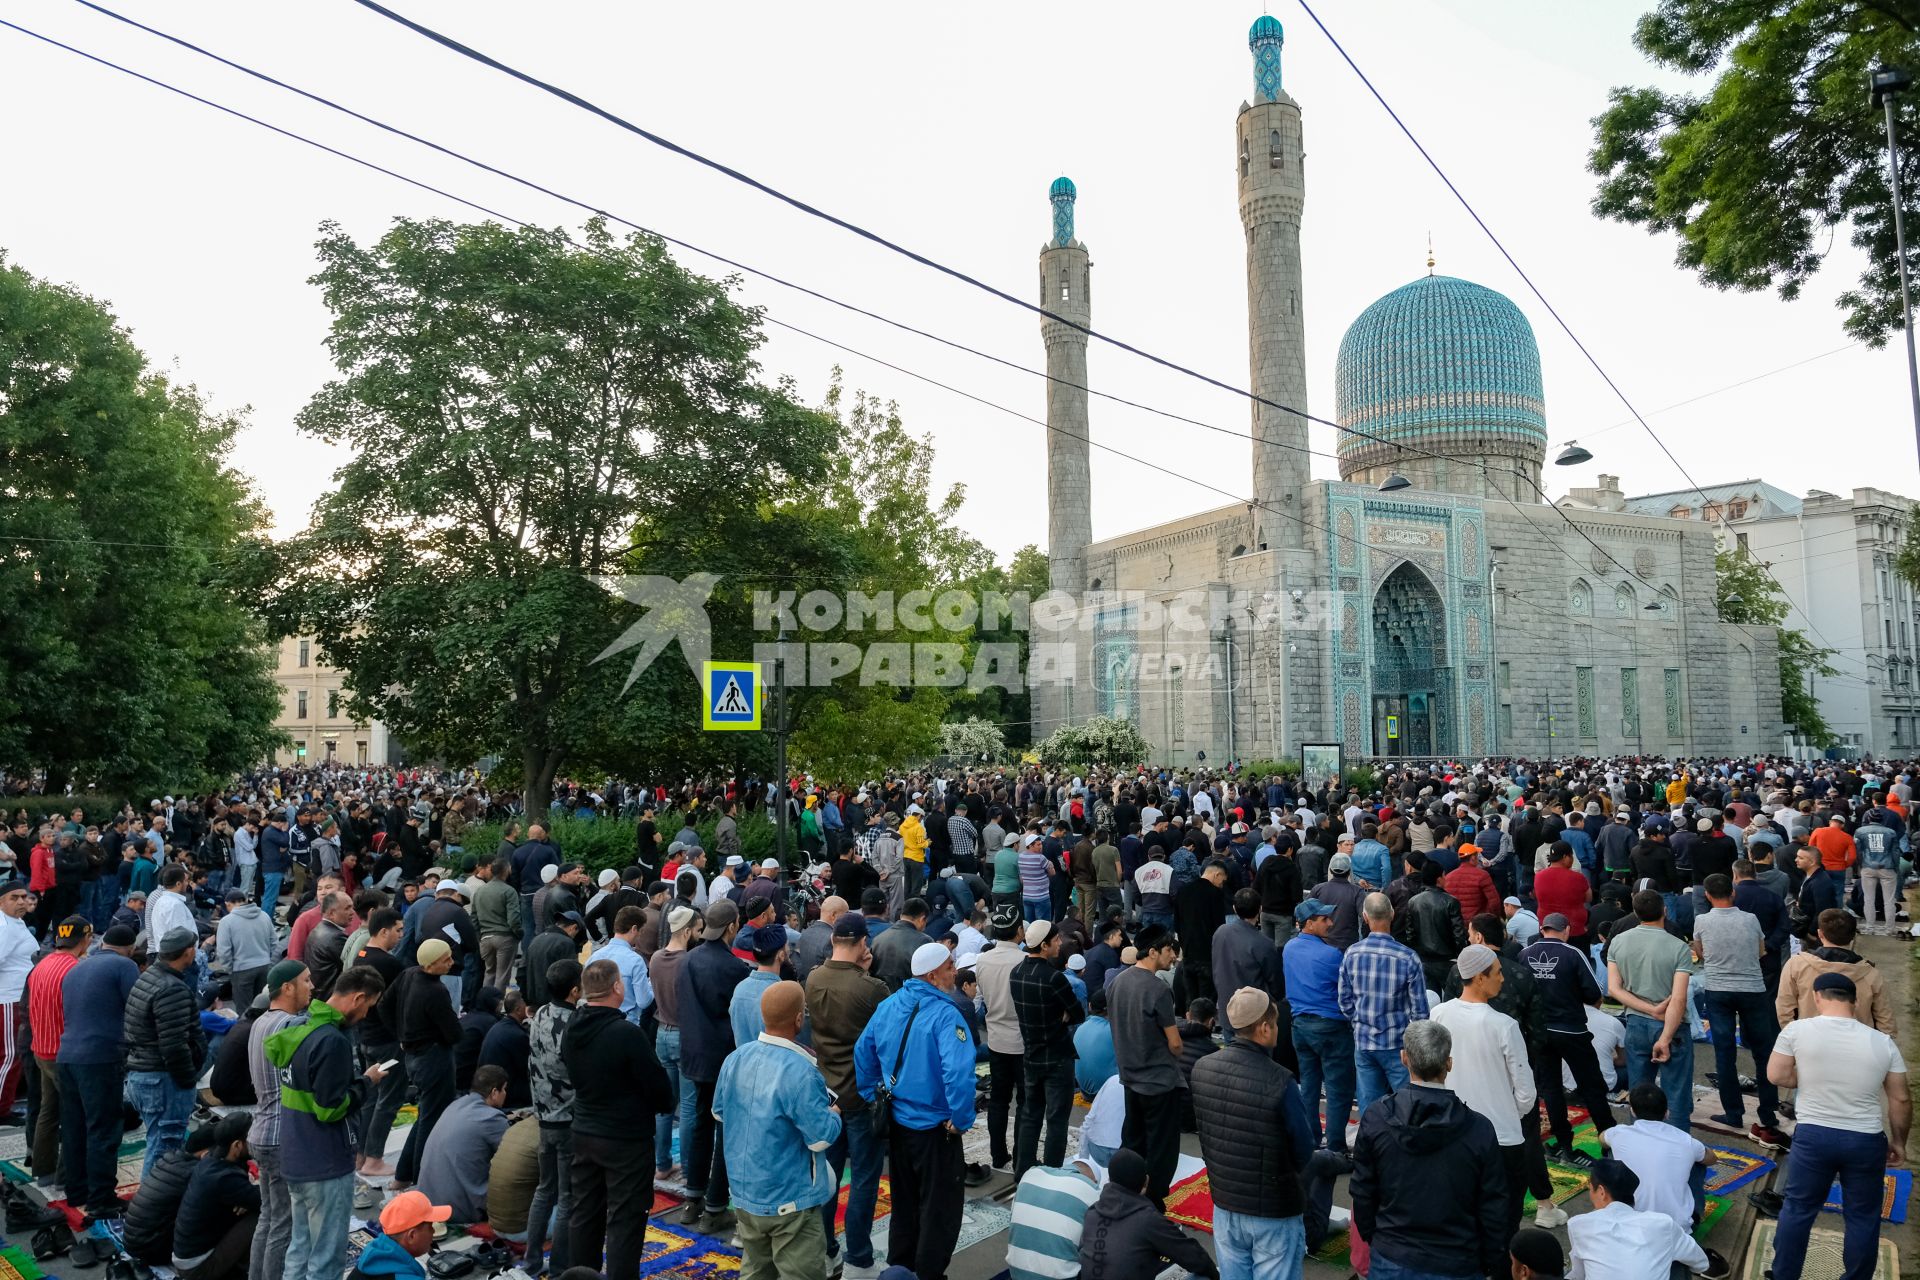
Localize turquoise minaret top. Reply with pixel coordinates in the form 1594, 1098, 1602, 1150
1049, 176, 1076, 248
1250, 15, 1284, 102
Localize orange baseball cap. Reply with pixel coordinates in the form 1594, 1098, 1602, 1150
379, 1190, 452, 1234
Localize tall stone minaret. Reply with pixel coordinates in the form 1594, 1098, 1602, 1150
1238, 16, 1309, 550
1041, 177, 1092, 597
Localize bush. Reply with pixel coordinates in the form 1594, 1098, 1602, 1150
2, 793, 135, 828
1036, 716, 1150, 769
1238, 759, 1300, 780
466, 809, 783, 875
1343, 765, 1382, 795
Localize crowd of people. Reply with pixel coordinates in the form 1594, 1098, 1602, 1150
0, 752, 1909, 1280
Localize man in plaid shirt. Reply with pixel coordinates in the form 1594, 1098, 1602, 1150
1338, 892, 1429, 1119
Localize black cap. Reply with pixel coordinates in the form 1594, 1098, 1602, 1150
1509, 1226, 1564, 1277
832, 912, 869, 940
101, 924, 138, 948
1812, 971, 1857, 998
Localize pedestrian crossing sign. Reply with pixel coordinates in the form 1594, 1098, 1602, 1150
702, 661, 762, 731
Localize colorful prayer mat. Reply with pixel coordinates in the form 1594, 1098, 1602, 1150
1163, 1170, 1214, 1232
1822, 1167, 1912, 1224
1548, 1121, 1774, 1199
834, 1175, 892, 1229
1740, 1219, 1900, 1280
643, 1217, 740, 1278
0, 1244, 45, 1280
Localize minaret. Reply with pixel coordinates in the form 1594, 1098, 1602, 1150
1041, 177, 1092, 595
1238, 15, 1310, 549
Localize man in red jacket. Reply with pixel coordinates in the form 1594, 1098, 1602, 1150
1444, 844, 1500, 926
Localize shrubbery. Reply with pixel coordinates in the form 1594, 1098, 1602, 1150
464, 809, 782, 875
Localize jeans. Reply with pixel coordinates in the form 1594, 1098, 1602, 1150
654, 1026, 683, 1171
1702, 988, 1779, 1125
285, 1174, 353, 1280
1354, 1046, 1408, 1119
1622, 1012, 1693, 1132
250, 1144, 292, 1280
1291, 1014, 1356, 1151
260, 872, 285, 924
1369, 1250, 1481, 1280
1015, 1057, 1075, 1176
1213, 1207, 1305, 1280
360, 1050, 408, 1163
520, 892, 538, 948
1022, 896, 1052, 922
127, 1070, 196, 1176
1259, 912, 1293, 947
1771, 1122, 1886, 1280
236, 862, 257, 899
525, 1125, 571, 1273
1141, 910, 1174, 933
57, 1061, 124, 1214
822, 1106, 884, 1268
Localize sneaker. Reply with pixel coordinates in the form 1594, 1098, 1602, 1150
1749, 1189, 1783, 1218
678, 1200, 705, 1227
353, 1181, 382, 1211
827, 1256, 844, 1280
1533, 1202, 1569, 1229
1750, 1123, 1792, 1152
696, 1208, 735, 1236
1705, 1113, 1745, 1132
990, 1153, 1013, 1172
1701, 1246, 1731, 1280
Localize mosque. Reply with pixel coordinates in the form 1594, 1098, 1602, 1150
1031, 15, 1784, 765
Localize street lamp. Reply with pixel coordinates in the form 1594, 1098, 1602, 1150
1870, 65, 1920, 463
1554, 441, 1593, 466
1378, 473, 1412, 492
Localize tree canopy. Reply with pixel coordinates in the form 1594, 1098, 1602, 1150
1590, 1, 1920, 343
1715, 548, 1837, 743
0, 251, 284, 795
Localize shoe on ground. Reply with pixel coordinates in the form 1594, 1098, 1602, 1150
1701, 1246, 1730, 1279
964, 1162, 993, 1187
1705, 1113, 1745, 1131
1533, 1202, 1568, 1229
353, 1182, 382, 1211
990, 1154, 1012, 1172
1748, 1189, 1783, 1218
697, 1208, 735, 1236
655, 1164, 680, 1182
827, 1255, 844, 1280
678, 1199, 705, 1226
1750, 1123, 1791, 1152
841, 1264, 882, 1280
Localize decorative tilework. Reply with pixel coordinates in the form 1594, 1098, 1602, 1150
1250, 16, 1284, 103
1337, 510, 1357, 567
1570, 580, 1592, 616
1665, 669, 1683, 739
1614, 583, 1635, 615
1576, 666, 1596, 739
1621, 668, 1639, 740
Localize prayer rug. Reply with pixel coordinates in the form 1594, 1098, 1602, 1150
871, 1197, 1010, 1257
834, 1174, 892, 1229
642, 1217, 740, 1277
0, 1245, 45, 1280
1163, 1170, 1214, 1232
1741, 1219, 1899, 1280
1547, 1121, 1774, 1199
1822, 1167, 1912, 1224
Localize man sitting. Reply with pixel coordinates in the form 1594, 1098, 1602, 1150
172, 1115, 259, 1280
1567, 1158, 1711, 1280
1076, 1148, 1218, 1280
415, 1065, 510, 1225
349, 1192, 452, 1280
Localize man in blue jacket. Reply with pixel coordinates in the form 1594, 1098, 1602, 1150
714, 980, 841, 1280
259, 816, 292, 926
855, 942, 977, 1280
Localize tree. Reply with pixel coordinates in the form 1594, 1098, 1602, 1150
0, 252, 285, 795
939, 716, 1008, 763
1589, 2, 1920, 343
1036, 716, 1151, 769
267, 218, 837, 812
1715, 549, 1837, 744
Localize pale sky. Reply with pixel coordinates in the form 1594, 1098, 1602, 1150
2, 0, 1909, 562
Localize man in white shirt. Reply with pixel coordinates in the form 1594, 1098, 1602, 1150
1430, 944, 1535, 1244
1602, 1084, 1714, 1235
0, 880, 35, 1118
1767, 971, 1912, 1280
1564, 1000, 1627, 1096
1569, 1158, 1709, 1280
146, 864, 198, 958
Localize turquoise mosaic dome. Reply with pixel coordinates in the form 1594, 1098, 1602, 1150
1249, 15, 1283, 44
1334, 274, 1546, 464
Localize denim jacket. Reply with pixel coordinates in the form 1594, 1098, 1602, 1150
712, 1035, 842, 1215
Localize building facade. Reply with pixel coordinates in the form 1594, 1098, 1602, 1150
1032, 17, 1784, 764
271, 636, 391, 767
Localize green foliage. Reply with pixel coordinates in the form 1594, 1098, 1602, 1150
1238, 758, 1301, 780
1343, 765, 1383, 795
1589, 1, 1920, 343
1715, 549, 1836, 744
3, 793, 135, 828
1895, 512, 1920, 592
264, 217, 839, 811
1036, 716, 1152, 768
465, 810, 777, 876
0, 252, 286, 795
792, 687, 945, 782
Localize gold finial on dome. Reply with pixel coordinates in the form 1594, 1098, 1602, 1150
1426, 232, 1435, 275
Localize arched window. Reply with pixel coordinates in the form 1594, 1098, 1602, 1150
1240, 138, 1250, 179
1614, 583, 1635, 615
1269, 129, 1284, 169
1569, 579, 1592, 617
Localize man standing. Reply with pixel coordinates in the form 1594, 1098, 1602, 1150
26, 916, 87, 1189
971, 905, 1026, 1172
1107, 924, 1185, 1203
806, 913, 889, 1279
0, 879, 37, 1122
1691, 874, 1787, 1148
1606, 890, 1694, 1133
58, 923, 141, 1228
597, 906, 655, 1025
855, 944, 975, 1280
648, 908, 697, 1182
244, 961, 311, 1280
1339, 892, 1428, 1117
268, 966, 389, 1280
1351, 1020, 1509, 1280
216, 889, 275, 1012
1009, 921, 1085, 1176
1189, 989, 1325, 1277
1284, 899, 1355, 1155
678, 900, 750, 1236
1766, 972, 1911, 1280
472, 858, 521, 993
871, 899, 931, 992
1430, 944, 1535, 1249
1173, 860, 1230, 1000
1522, 913, 1617, 1169
562, 959, 675, 1280
391, 940, 463, 1187
125, 928, 209, 1173
525, 959, 579, 1275
714, 981, 842, 1280
1212, 888, 1284, 1024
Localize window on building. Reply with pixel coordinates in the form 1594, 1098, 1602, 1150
1269, 129, 1283, 168
1728, 499, 1748, 519
1882, 570, 1890, 599
1702, 502, 1722, 522
1499, 702, 1512, 743
1499, 661, 1511, 690
1670, 506, 1691, 519
1240, 138, 1250, 178
297, 689, 307, 719
1736, 531, 1749, 553
1060, 266, 1070, 302
297, 639, 310, 668
1888, 619, 1896, 650
327, 690, 339, 719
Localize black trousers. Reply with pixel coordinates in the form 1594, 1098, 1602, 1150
1121, 1085, 1183, 1205
1499, 1141, 1526, 1251
686, 1078, 730, 1213
1534, 1028, 1617, 1152
395, 1044, 454, 1184
1015, 1057, 1075, 1176
887, 1123, 964, 1280
568, 1129, 651, 1280
987, 1050, 1024, 1166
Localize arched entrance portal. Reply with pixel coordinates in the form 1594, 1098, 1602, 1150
1371, 561, 1450, 755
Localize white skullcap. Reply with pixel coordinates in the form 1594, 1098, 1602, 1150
910, 941, 951, 978
540, 864, 559, 884
598, 869, 619, 887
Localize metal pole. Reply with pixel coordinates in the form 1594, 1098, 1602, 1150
1883, 90, 1920, 460
773, 630, 789, 867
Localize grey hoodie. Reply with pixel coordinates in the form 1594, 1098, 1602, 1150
217, 903, 276, 972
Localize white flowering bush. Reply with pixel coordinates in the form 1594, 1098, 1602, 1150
1038, 715, 1150, 768
939, 717, 1008, 762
